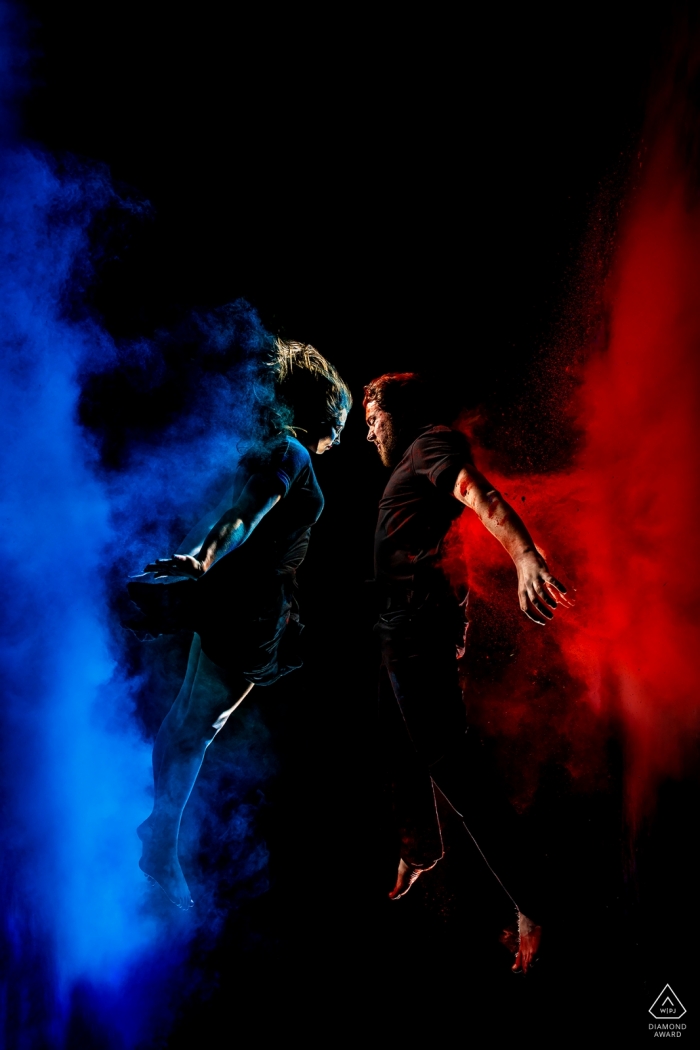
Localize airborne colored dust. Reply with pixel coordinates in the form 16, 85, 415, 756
444, 46, 700, 825
2, 3, 700, 1047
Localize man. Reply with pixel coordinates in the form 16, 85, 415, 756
365, 372, 570, 974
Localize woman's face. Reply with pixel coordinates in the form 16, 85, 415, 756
306, 408, 348, 455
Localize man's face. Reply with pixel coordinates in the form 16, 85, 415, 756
365, 400, 398, 467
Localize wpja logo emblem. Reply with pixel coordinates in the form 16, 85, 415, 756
649, 984, 686, 1020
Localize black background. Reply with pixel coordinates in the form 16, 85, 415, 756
19, 1, 698, 1043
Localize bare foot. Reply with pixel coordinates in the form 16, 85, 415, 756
137, 819, 193, 910
388, 857, 439, 900
500, 911, 541, 973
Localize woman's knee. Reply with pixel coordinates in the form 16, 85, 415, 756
170, 715, 218, 752
170, 656, 251, 741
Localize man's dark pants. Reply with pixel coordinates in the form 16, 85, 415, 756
376, 592, 538, 921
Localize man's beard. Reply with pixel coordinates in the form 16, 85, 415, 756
377, 415, 403, 467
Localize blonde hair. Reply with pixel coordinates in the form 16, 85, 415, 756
271, 338, 352, 436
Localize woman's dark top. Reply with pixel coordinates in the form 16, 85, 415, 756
205, 435, 324, 581
127, 436, 324, 685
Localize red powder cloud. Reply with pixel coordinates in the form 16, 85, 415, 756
443, 67, 700, 824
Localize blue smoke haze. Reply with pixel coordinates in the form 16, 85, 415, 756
0, 6, 276, 1045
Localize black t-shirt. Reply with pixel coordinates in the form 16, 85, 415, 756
374, 425, 472, 594
203, 436, 324, 588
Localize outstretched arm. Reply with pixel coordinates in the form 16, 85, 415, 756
453, 465, 570, 624
145, 474, 281, 579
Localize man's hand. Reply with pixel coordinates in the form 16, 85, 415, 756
515, 549, 570, 625
453, 465, 572, 626
144, 554, 204, 580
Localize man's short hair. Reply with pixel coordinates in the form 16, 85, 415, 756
363, 372, 434, 428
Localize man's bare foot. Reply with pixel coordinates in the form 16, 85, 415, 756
499, 911, 541, 973
388, 857, 439, 900
137, 819, 193, 910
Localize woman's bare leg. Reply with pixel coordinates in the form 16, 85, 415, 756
150, 634, 203, 798
138, 635, 254, 908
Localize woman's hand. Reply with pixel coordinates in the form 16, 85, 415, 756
515, 550, 571, 625
144, 554, 205, 580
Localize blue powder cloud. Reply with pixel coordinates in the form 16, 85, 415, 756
0, 6, 277, 1045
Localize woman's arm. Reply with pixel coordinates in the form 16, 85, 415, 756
453, 465, 570, 624
145, 474, 281, 579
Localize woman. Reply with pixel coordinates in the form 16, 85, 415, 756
128, 339, 352, 908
